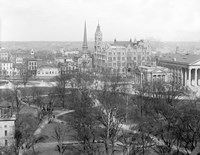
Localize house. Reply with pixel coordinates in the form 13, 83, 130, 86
24, 58, 38, 77
0, 101, 16, 147
0, 52, 9, 61
59, 59, 78, 75
0, 60, 14, 78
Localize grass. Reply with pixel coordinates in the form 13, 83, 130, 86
40, 122, 76, 142
19, 104, 38, 116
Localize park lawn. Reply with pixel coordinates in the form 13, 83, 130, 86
39, 122, 76, 142
19, 104, 38, 116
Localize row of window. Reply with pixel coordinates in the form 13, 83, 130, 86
108, 57, 126, 61
107, 62, 126, 67
37, 71, 58, 75
28, 62, 37, 65
1, 67, 12, 70
1, 63, 12, 66
108, 52, 126, 55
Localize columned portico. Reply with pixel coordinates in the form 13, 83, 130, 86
187, 67, 200, 87
158, 54, 200, 96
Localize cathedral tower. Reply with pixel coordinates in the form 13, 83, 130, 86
95, 23, 102, 50
82, 21, 88, 52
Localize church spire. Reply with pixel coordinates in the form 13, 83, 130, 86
82, 21, 88, 51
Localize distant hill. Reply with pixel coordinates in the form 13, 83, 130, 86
1, 41, 95, 52
1, 41, 200, 54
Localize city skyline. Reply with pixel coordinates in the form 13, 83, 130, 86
0, 0, 200, 42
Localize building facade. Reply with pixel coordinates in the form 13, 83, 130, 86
0, 52, 9, 61
36, 66, 59, 79
158, 54, 200, 94
135, 65, 171, 84
25, 58, 38, 76
0, 102, 16, 147
0, 60, 14, 77
94, 24, 152, 74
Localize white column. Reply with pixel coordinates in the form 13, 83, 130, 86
181, 68, 184, 85
185, 69, 187, 86
189, 68, 191, 86
195, 68, 198, 86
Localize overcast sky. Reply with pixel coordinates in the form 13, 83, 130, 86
0, 0, 200, 42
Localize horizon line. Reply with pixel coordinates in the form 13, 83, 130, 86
1, 40, 200, 42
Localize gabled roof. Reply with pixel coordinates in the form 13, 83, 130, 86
111, 41, 132, 47
160, 53, 200, 65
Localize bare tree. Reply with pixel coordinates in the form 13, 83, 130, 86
67, 88, 98, 155
52, 123, 68, 155
54, 73, 72, 108
95, 75, 126, 155
20, 68, 32, 87
14, 113, 42, 155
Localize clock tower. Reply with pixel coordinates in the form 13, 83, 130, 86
95, 23, 102, 51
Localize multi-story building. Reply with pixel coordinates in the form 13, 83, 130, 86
0, 60, 13, 77
59, 59, 78, 75
0, 101, 16, 147
94, 23, 151, 74
0, 52, 9, 61
24, 58, 38, 76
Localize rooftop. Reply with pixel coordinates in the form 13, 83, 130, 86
160, 53, 200, 65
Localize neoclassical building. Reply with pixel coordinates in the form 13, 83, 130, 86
158, 53, 200, 91
135, 65, 171, 84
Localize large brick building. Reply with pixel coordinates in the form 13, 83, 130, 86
94, 23, 152, 74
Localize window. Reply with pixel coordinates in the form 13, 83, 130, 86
122, 57, 125, 61
5, 140, 7, 146
4, 125, 7, 128
5, 130, 7, 136
4, 130, 8, 136
113, 57, 116, 61
118, 57, 120, 61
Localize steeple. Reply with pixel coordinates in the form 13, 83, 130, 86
82, 21, 88, 51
